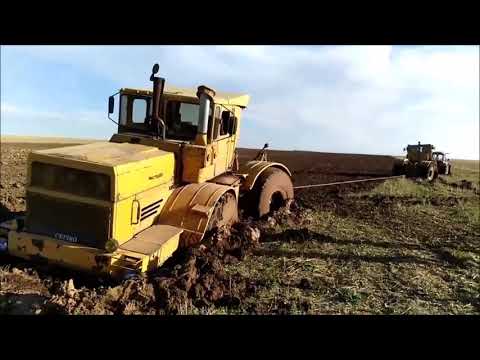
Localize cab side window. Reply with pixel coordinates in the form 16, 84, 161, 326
132, 98, 148, 124
220, 111, 230, 136
165, 101, 202, 141
218, 109, 237, 137
119, 94, 150, 126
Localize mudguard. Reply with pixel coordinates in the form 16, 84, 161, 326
157, 182, 237, 247
238, 161, 292, 191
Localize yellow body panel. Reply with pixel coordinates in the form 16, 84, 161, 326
8, 231, 110, 273
28, 142, 175, 200
33, 141, 166, 166
27, 141, 176, 249
113, 184, 174, 244
116, 225, 182, 272
7, 227, 181, 276
181, 145, 218, 183
159, 182, 237, 247
213, 136, 232, 176
114, 152, 175, 201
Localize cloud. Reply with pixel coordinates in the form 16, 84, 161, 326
2, 45, 479, 159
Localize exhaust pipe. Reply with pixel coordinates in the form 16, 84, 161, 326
196, 85, 216, 145
150, 63, 166, 139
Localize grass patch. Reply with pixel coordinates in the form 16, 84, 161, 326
451, 159, 479, 187
360, 178, 476, 201
219, 173, 480, 315
368, 178, 433, 197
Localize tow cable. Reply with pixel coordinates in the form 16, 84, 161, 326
293, 175, 405, 190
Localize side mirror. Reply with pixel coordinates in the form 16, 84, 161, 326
150, 63, 160, 81
108, 96, 115, 114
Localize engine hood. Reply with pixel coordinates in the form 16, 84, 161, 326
31, 141, 172, 172
29, 141, 176, 201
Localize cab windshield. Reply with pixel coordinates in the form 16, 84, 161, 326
118, 94, 207, 142
165, 101, 200, 141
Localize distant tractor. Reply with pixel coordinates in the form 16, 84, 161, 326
432, 151, 452, 176
395, 142, 439, 182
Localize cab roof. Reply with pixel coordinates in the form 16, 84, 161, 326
121, 85, 250, 108
407, 144, 435, 149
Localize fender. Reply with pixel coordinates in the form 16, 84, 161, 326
238, 160, 292, 191
157, 182, 236, 247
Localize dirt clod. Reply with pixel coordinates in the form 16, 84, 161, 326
299, 278, 313, 289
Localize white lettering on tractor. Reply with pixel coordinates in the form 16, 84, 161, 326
54, 233, 78, 243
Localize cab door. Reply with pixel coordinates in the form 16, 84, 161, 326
117, 92, 152, 135
212, 106, 237, 176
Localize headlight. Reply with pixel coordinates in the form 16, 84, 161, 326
105, 239, 119, 253
0, 237, 8, 252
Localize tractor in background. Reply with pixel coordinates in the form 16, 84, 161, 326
395, 142, 439, 182
432, 151, 452, 176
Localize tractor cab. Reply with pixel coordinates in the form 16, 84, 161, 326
432, 152, 447, 162
107, 64, 249, 149
112, 87, 248, 143
107, 64, 251, 183
432, 151, 452, 175
405, 142, 435, 163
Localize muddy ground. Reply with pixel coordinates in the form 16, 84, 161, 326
0, 143, 479, 315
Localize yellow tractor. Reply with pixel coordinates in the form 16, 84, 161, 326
0, 64, 294, 277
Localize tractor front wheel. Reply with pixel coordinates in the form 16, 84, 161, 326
206, 192, 238, 233
250, 168, 294, 218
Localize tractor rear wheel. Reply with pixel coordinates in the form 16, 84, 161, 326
426, 164, 436, 182
206, 192, 238, 233
250, 168, 294, 218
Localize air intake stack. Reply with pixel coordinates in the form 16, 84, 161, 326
196, 85, 216, 146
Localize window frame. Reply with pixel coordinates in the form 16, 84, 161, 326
131, 97, 149, 124
164, 99, 204, 142
214, 107, 238, 140
118, 94, 152, 129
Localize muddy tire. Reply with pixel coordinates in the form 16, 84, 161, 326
206, 192, 238, 233
249, 168, 294, 218
426, 164, 436, 182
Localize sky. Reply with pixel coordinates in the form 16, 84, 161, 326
1, 45, 479, 159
